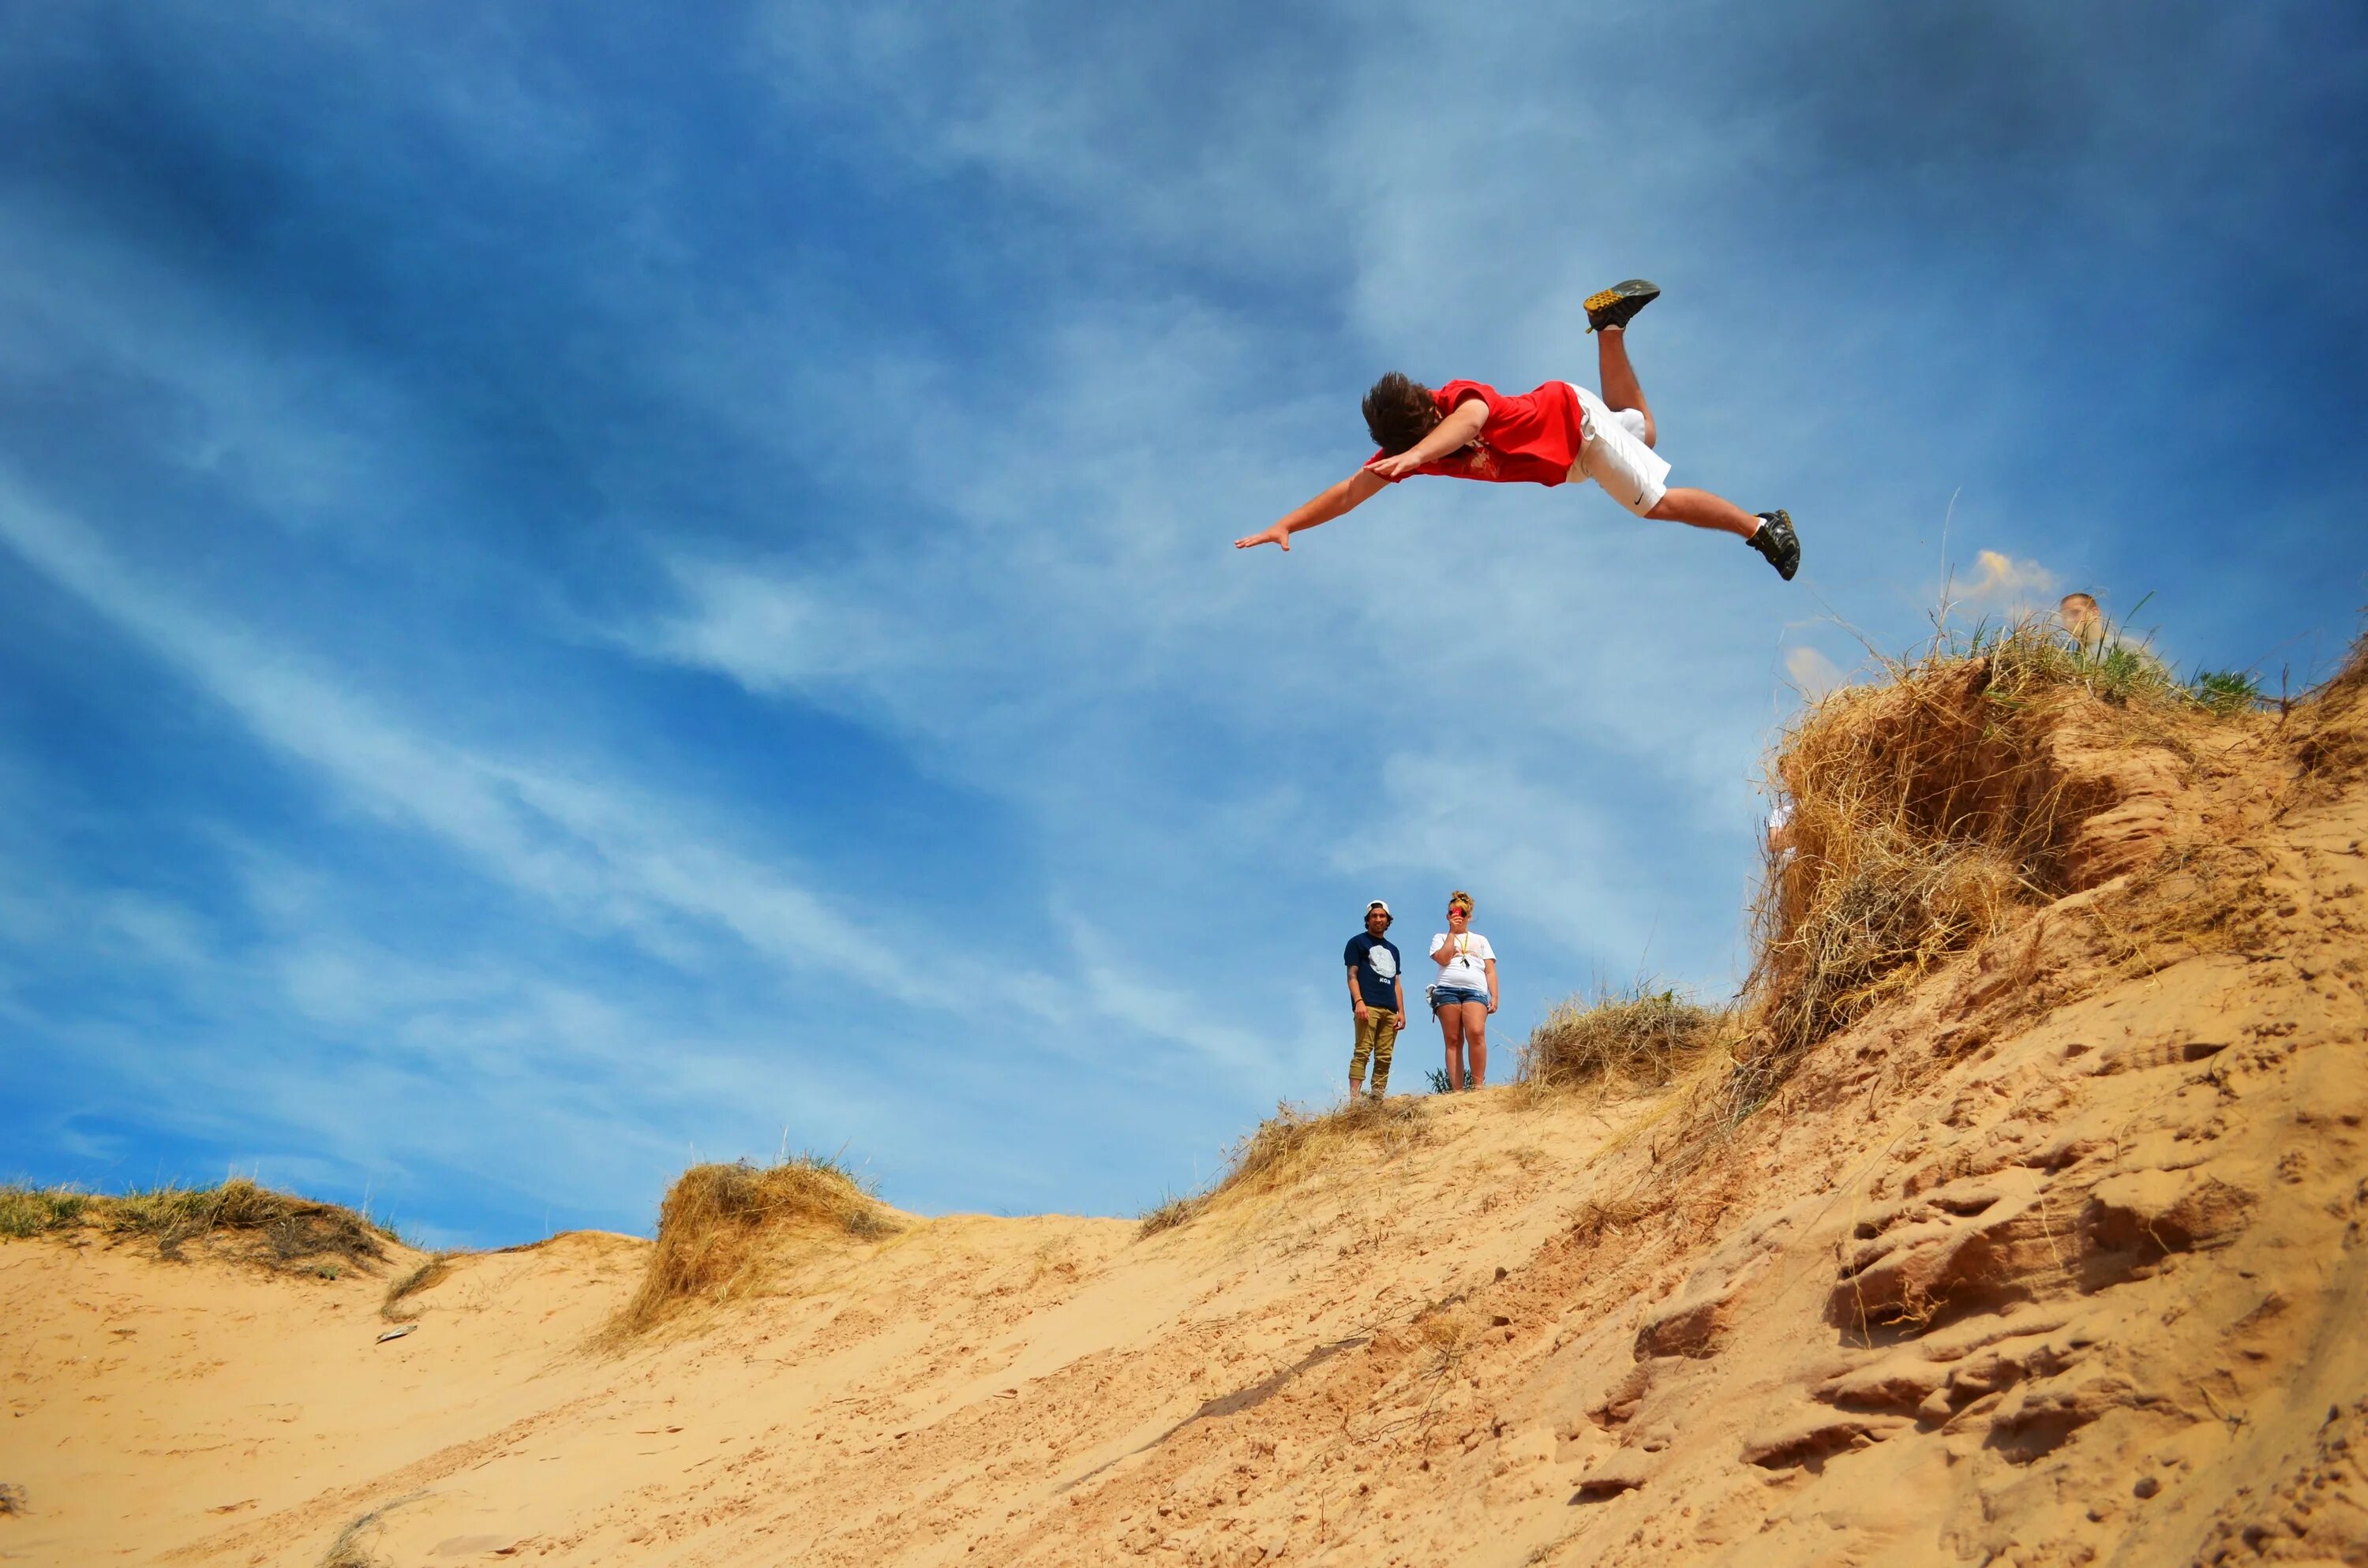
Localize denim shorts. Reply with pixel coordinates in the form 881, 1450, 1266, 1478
1428, 984, 1489, 1014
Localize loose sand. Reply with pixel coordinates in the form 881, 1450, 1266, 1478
6, 661, 2365, 1566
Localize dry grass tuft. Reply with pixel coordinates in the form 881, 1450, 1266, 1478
1568, 1194, 1658, 1245
1730, 618, 2244, 1121
613, 1154, 899, 1333
381, 1255, 457, 1320
0, 1178, 392, 1275
1137, 1096, 1431, 1239
2287, 627, 2368, 802
1212, 1096, 1429, 1202
1136, 1192, 1205, 1239
1519, 981, 1733, 1093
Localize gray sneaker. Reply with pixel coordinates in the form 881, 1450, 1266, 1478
1583, 279, 1660, 334
1748, 511, 1800, 580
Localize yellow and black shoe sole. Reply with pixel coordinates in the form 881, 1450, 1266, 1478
1749, 510, 1801, 581
1584, 279, 1661, 334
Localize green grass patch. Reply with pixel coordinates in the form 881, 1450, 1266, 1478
2190, 668, 2263, 716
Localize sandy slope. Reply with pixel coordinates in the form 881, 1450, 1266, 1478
4, 671, 2365, 1567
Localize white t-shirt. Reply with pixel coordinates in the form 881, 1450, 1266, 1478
1430, 932, 1495, 992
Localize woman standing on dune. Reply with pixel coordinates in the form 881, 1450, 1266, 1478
1429, 892, 1498, 1091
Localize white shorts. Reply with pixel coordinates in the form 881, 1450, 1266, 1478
1565, 383, 1671, 515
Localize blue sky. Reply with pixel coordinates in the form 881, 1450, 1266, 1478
3, 1, 2362, 1246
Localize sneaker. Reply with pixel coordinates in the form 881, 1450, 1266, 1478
1583, 279, 1660, 334
1748, 510, 1800, 581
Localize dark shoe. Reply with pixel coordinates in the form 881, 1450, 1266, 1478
1748, 510, 1800, 581
1583, 279, 1660, 334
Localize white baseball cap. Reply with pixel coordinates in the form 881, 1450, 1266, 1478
1366, 900, 1392, 917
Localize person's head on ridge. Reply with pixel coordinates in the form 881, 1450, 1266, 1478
1363, 372, 1443, 456
2059, 592, 2104, 650
1365, 900, 1392, 935
1446, 890, 1474, 923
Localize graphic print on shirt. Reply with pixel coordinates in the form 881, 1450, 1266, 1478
1347, 933, 1403, 1011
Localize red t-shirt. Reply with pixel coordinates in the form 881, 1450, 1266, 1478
1366, 380, 1587, 488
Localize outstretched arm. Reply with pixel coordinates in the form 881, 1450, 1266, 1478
1235, 468, 1388, 552
1364, 395, 1487, 481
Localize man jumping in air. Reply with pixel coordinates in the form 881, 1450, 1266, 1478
1232, 280, 1800, 579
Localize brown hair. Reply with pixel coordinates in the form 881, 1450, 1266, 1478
2059, 593, 2104, 649
1363, 372, 1443, 456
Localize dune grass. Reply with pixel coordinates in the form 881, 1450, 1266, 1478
1136, 1192, 1203, 1238
1724, 616, 2257, 1124
380, 1254, 457, 1319
1138, 1095, 1431, 1238
2190, 668, 2264, 717
0, 1178, 392, 1274
613, 1154, 899, 1333
1518, 981, 1733, 1094
1213, 1095, 1429, 1199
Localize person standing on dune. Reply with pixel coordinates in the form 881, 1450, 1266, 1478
1232, 280, 1800, 580
1345, 900, 1407, 1101
1429, 892, 1498, 1091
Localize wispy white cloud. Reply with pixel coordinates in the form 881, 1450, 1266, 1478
642, 558, 901, 691
0, 473, 1302, 1108
1956, 548, 2057, 614
1784, 644, 1847, 701
0, 474, 894, 994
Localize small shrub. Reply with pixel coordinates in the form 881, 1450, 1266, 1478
1519, 982, 1729, 1091
2087, 640, 2178, 705
614, 1154, 898, 1333
2191, 668, 2261, 716
1426, 1068, 1452, 1095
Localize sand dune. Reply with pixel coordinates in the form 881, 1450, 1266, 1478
6, 643, 2365, 1566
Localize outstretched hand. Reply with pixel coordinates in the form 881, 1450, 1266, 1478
1233, 523, 1291, 552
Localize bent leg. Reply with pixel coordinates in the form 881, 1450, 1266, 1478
1595, 329, 1656, 447
1647, 486, 1760, 539
1460, 1001, 1489, 1087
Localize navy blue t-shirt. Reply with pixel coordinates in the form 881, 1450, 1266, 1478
1344, 933, 1403, 1011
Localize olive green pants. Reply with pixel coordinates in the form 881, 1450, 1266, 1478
1351, 1008, 1400, 1095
